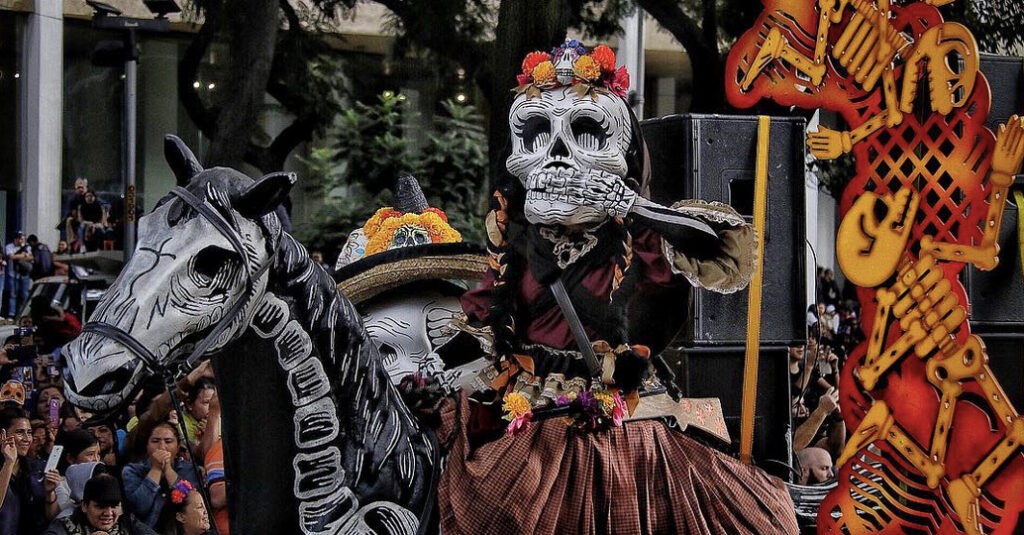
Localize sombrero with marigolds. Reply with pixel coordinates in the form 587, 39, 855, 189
332, 174, 489, 305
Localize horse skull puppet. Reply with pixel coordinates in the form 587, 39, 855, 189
62, 136, 438, 535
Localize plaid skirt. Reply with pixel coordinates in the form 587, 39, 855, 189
437, 394, 799, 535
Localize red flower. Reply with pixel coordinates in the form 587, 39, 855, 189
423, 207, 449, 222
591, 44, 616, 73
604, 65, 630, 98
521, 51, 551, 76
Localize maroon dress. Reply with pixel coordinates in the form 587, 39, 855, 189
437, 228, 799, 534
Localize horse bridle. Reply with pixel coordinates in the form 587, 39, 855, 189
80, 185, 275, 380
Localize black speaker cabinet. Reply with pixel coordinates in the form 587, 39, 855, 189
963, 194, 1024, 329
970, 331, 1024, 410
667, 344, 793, 479
641, 114, 807, 346
981, 53, 1023, 131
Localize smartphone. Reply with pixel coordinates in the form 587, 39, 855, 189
48, 398, 60, 429
44, 445, 62, 473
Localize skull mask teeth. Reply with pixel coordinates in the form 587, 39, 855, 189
506, 87, 634, 227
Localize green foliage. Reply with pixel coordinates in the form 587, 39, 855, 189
942, 1, 1024, 53
294, 94, 488, 259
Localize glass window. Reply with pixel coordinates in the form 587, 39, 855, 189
0, 12, 22, 242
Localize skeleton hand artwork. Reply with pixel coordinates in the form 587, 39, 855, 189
526, 168, 638, 219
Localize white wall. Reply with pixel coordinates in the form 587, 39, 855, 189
20, 0, 62, 245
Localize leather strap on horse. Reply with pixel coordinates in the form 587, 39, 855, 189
81, 185, 278, 534
740, 116, 771, 464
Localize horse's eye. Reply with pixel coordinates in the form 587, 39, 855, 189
193, 246, 240, 282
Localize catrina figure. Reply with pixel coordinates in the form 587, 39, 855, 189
437, 41, 800, 534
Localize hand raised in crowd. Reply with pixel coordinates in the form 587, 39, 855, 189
818, 387, 839, 414
0, 430, 16, 463
43, 468, 61, 493
149, 448, 173, 471
186, 360, 214, 386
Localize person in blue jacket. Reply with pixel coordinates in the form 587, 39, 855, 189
121, 421, 200, 527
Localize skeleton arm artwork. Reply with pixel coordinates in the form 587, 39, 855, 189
548, 166, 719, 241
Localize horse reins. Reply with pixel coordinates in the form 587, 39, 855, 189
80, 185, 278, 535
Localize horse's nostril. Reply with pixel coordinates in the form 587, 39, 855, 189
77, 366, 134, 397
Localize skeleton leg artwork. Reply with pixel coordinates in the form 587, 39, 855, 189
842, 251, 1024, 535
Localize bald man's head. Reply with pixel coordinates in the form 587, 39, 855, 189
797, 447, 833, 485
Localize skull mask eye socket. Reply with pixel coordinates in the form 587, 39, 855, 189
571, 117, 608, 151
192, 245, 243, 291
522, 116, 552, 152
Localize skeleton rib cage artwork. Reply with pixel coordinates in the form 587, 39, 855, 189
726, 1, 1024, 534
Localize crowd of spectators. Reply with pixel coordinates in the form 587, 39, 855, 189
791, 267, 865, 486
0, 295, 220, 534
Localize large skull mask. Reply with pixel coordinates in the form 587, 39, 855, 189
506, 87, 634, 227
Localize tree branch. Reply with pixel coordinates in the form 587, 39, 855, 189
633, 0, 714, 60
177, 3, 221, 138
372, 0, 487, 73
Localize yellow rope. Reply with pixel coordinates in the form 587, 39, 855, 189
1016, 190, 1024, 286
740, 116, 771, 464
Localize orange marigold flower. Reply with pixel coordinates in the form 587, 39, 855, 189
590, 44, 616, 73
573, 55, 601, 82
531, 61, 557, 86
502, 392, 532, 420
522, 51, 551, 76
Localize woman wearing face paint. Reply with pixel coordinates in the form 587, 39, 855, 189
42, 473, 158, 535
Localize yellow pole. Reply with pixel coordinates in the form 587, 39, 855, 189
740, 116, 771, 464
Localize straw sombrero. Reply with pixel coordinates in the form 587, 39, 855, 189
332, 175, 489, 305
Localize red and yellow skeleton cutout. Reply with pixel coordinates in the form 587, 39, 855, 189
727, 1, 1024, 534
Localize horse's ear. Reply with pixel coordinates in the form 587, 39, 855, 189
237, 172, 296, 218
164, 135, 204, 186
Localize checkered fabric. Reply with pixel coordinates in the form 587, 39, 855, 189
437, 394, 800, 534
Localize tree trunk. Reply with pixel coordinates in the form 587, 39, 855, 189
207, 0, 281, 169
634, 0, 725, 112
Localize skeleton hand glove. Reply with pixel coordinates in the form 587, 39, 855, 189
555, 169, 637, 218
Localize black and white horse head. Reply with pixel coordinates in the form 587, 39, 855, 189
63, 136, 294, 412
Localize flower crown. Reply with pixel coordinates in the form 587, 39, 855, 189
515, 41, 630, 100
362, 207, 462, 256
170, 479, 194, 505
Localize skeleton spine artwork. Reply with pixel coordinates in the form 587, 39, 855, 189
62, 137, 437, 535
728, 1, 1024, 534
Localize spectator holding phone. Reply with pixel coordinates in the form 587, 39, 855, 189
43, 473, 157, 535
51, 429, 101, 520
122, 422, 200, 527
0, 406, 56, 534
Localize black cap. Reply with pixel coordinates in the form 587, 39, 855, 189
83, 474, 122, 506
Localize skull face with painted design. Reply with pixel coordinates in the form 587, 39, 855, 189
506, 87, 634, 227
